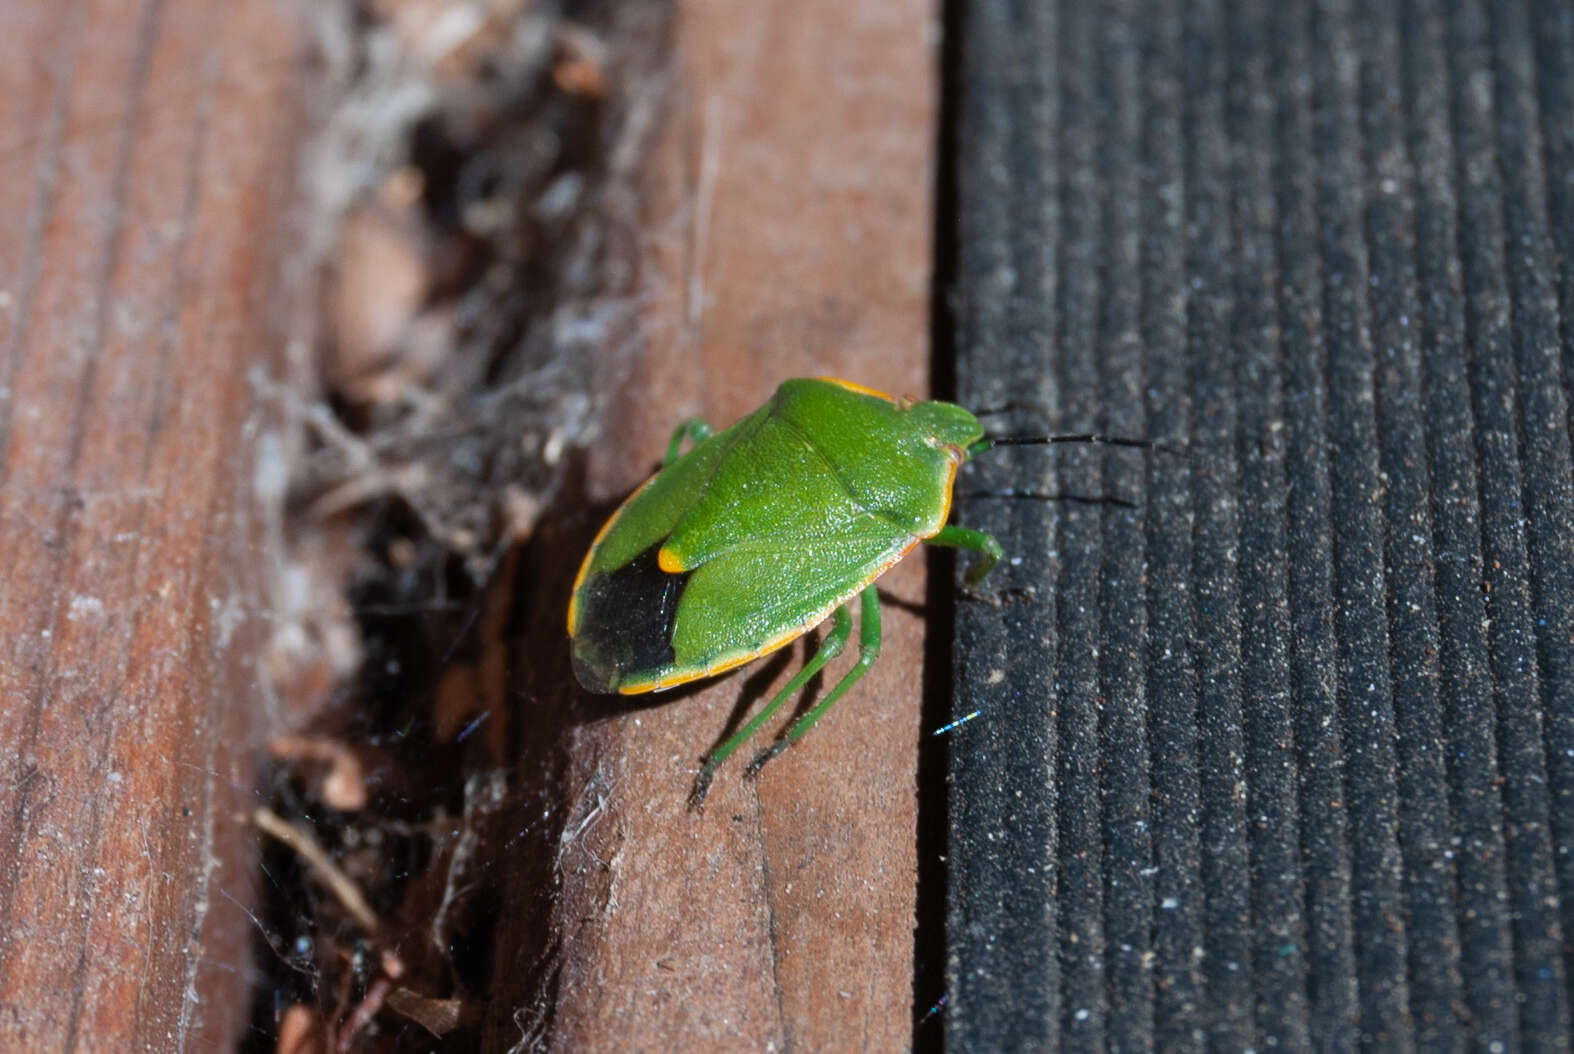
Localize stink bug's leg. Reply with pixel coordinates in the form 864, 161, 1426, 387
688, 604, 854, 810
665, 417, 714, 465
927, 524, 1004, 585
745, 585, 883, 780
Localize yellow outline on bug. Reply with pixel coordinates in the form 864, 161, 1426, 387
818, 376, 895, 401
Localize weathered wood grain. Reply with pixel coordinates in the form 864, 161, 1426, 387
0, 1, 307, 1047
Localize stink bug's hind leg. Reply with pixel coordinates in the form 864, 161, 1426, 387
688, 603, 854, 810
665, 417, 714, 465
927, 524, 1004, 585
744, 584, 883, 781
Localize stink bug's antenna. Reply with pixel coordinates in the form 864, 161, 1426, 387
957, 487, 1141, 508
958, 433, 1188, 510
967, 434, 1188, 458
971, 400, 1051, 419
966, 400, 1188, 458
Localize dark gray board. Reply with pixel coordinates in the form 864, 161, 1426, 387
941, 0, 1574, 1049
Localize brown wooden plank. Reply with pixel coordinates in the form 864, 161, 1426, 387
488, 0, 937, 1049
0, 0, 306, 1047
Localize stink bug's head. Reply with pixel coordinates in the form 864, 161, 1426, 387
906, 399, 986, 458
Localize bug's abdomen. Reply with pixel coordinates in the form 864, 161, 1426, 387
571, 542, 693, 692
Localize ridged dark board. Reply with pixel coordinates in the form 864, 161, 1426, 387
942, 0, 1574, 1050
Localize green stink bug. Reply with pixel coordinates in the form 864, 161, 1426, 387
568, 376, 1151, 806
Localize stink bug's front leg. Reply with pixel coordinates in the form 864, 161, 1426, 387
744, 584, 883, 781
688, 603, 855, 810
665, 417, 715, 465
927, 524, 1004, 584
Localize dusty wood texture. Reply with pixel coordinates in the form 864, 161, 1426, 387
487, 0, 938, 1050
0, 0, 305, 1047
